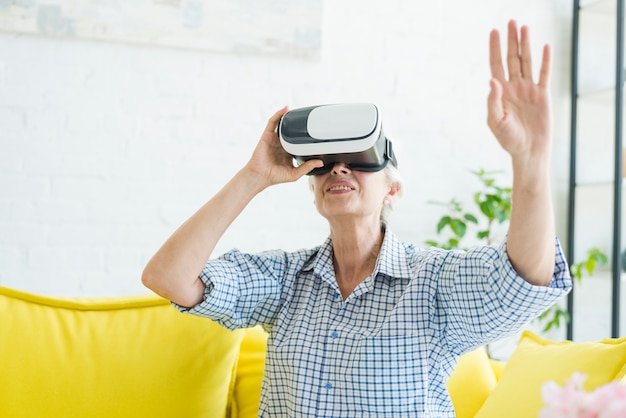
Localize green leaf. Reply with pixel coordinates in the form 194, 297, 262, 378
479, 201, 495, 218
570, 263, 583, 282
543, 320, 555, 332
464, 214, 479, 224
477, 230, 490, 240
590, 248, 608, 265
537, 307, 571, 332
437, 216, 451, 234
585, 258, 596, 275
451, 199, 463, 212
495, 208, 510, 223
449, 219, 467, 237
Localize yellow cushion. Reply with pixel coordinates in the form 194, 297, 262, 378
475, 330, 626, 418
0, 286, 244, 418
231, 326, 268, 418
489, 359, 505, 382
446, 346, 498, 418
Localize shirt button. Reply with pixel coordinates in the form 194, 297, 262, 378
331, 331, 338, 339
334, 292, 340, 299
325, 383, 333, 389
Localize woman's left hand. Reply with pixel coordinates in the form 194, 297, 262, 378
487, 20, 552, 163
488, 20, 556, 286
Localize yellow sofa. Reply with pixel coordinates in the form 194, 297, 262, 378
2, 286, 625, 418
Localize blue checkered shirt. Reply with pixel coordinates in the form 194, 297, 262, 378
176, 230, 571, 417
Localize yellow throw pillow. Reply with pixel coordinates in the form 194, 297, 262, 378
446, 346, 498, 418
231, 325, 269, 418
489, 358, 506, 381
0, 286, 245, 418
475, 330, 626, 418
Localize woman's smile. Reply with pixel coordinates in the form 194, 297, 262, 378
326, 181, 356, 193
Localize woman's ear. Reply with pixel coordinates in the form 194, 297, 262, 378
383, 183, 399, 207
388, 182, 400, 198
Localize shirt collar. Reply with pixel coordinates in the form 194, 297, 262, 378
304, 228, 413, 282
375, 229, 413, 279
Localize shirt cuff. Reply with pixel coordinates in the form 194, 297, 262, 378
171, 267, 240, 330
494, 236, 572, 309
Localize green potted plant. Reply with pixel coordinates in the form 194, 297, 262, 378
425, 168, 510, 250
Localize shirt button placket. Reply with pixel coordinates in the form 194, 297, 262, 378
324, 297, 340, 398
324, 329, 338, 392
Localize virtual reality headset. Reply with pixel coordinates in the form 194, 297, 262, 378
278, 103, 398, 175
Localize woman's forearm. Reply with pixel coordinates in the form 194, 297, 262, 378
505, 157, 556, 286
142, 168, 267, 307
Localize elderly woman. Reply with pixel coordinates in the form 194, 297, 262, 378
142, 20, 571, 417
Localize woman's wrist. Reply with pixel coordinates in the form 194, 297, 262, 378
236, 165, 272, 195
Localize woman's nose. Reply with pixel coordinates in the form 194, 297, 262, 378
330, 162, 351, 174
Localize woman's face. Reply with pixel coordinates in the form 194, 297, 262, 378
311, 162, 396, 224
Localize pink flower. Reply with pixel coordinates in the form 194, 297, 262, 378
539, 372, 626, 418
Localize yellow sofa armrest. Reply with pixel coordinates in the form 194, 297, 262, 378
0, 286, 244, 418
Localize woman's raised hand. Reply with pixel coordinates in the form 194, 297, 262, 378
244, 106, 323, 189
487, 20, 552, 163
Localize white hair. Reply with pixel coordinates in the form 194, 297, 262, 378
381, 164, 404, 225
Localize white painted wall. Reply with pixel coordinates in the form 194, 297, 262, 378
0, 0, 577, 345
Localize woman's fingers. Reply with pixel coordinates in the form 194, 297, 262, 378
506, 20, 522, 79
487, 78, 505, 131
265, 106, 289, 133
296, 159, 324, 177
494, 20, 549, 87
520, 25, 533, 80
489, 29, 506, 82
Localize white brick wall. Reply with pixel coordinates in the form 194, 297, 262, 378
0, 0, 573, 299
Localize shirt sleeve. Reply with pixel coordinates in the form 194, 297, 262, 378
172, 248, 287, 330
436, 236, 572, 353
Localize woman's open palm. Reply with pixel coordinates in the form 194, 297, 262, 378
487, 20, 552, 161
